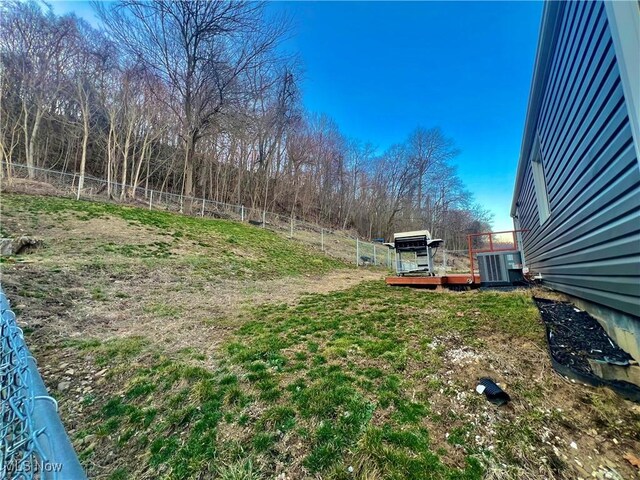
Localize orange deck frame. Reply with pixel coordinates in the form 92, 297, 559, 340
385, 274, 480, 287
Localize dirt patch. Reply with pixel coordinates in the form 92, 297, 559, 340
74, 268, 384, 357
2, 178, 64, 197
260, 269, 384, 300
58, 215, 170, 244
5, 251, 381, 356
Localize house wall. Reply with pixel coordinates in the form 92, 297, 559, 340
512, 1, 640, 354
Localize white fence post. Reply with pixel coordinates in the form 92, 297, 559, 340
356, 238, 359, 266
373, 244, 377, 265
149, 191, 153, 210
241, 205, 245, 222
201, 198, 205, 217
262, 210, 266, 227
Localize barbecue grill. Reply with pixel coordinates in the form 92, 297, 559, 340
392, 230, 443, 276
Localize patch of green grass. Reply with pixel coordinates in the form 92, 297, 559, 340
91, 286, 108, 301
108, 467, 129, 480
0, 223, 10, 237
143, 302, 183, 317
69, 336, 149, 366
39, 224, 547, 480
79, 351, 236, 478
210, 282, 544, 476
0, 193, 347, 278
100, 241, 173, 258
217, 459, 260, 480
354, 424, 484, 480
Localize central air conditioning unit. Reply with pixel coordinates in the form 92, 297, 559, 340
477, 251, 525, 286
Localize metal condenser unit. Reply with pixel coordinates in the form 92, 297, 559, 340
477, 251, 525, 286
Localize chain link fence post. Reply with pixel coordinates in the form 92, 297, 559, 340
1, 287, 87, 480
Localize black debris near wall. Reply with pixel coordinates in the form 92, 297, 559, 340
534, 297, 640, 403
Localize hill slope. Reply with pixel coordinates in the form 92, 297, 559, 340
0, 193, 637, 480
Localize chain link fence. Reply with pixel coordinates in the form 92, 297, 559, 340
1, 163, 473, 272
0, 287, 86, 480
1, 163, 398, 268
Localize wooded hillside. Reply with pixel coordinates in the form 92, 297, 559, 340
0, 0, 492, 246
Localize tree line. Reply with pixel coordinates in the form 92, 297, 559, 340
0, 0, 492, 247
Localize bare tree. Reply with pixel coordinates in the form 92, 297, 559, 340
0, 1, 493, 244
0, 63, 22, 181
95, 0, 289, 199
408, 127, 459, 213
0, 1, 75, 177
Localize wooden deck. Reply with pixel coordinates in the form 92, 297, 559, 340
385, 274, 481, 287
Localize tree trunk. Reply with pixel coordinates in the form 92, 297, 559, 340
106, 122, 115, 197
23, 103, 43, 179
131, 131, 151, 198
77, 114, 89, 200
120, 126, 132, 200
183, 134, 195, 198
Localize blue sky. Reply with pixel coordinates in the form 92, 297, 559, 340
52, 1, 543, 231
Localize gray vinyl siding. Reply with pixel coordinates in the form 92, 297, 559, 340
514, 0, 640, 317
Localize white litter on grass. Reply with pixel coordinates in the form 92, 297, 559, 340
476, 384, 486, 394
455, 391, 467, 401
446, 347, 483, 365
570, 441, 578, 449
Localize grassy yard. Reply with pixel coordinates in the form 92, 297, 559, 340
1, 193, 344, 278
1, 193, 638, 480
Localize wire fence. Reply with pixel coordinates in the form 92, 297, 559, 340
1, 162, 398, 268
0, 286, 86, 480
0, 162, 472, 272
